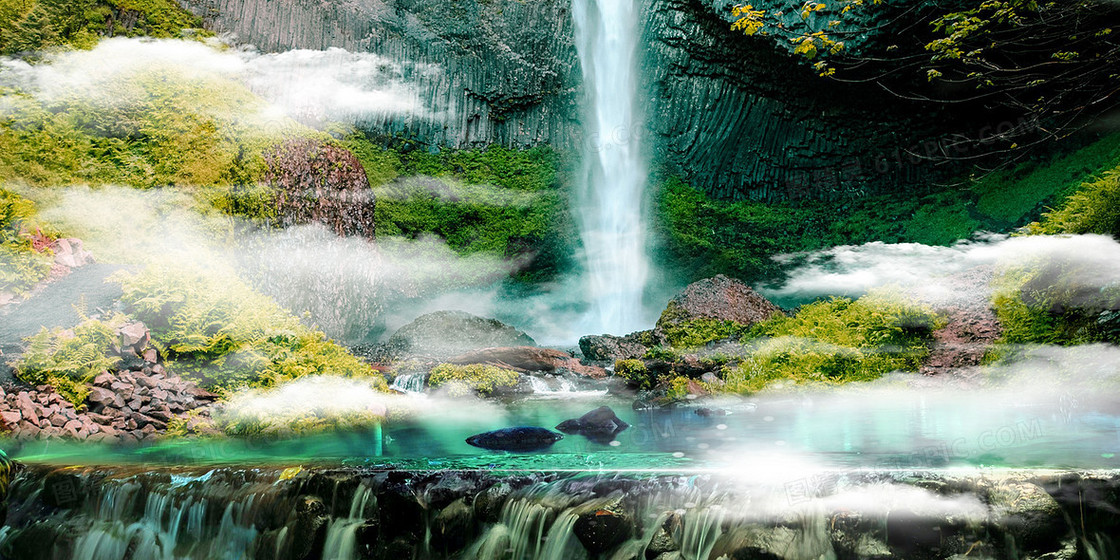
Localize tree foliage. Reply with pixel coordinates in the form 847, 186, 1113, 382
734, 0, 1120, 152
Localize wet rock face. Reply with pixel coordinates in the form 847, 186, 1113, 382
380, 311, 536, 360
579, 332, 651, 363
574, 498, 634, 554
465, 426, 564, 451
177, 0, 951, 203
657, 275, 783, 329
264, 139, 376, 239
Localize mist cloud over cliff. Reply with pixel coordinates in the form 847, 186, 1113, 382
763, 233, 1120, 307
0, 37, 441, 124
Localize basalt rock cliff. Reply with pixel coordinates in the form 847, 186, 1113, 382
176, 0, 959, 201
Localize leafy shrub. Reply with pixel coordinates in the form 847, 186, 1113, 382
427, 363, 519, 396
1029, 169, 1120, 239
721, 291, 941, 394
113, 265, 382, 394
13, 314, 127, 405
659, 318, 754, 349
0, 189, 52, 294
991, 258, 1120, 346
613, 358, 653, 388
0, 0, 204, 55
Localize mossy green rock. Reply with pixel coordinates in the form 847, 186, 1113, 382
656, 275, 782, 348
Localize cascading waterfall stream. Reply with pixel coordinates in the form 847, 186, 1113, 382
572, 0, 653, 336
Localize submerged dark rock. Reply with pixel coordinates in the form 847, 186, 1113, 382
465, 426, 563, 452
556, 406, 630, 443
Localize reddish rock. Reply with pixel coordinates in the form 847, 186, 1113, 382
0, 410, 21, 426
264, 138, 377, 239
16, 393, 40, 428
185, 386, 219, 401
447, 346, 570, 372
87, 387, 124, 409
656, 274, 783, 330
49, 414, 67, 427
142, 348, 158, 363
93, 372, 113, 387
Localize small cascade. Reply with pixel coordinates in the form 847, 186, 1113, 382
3, 466, 1115, 560
321, 484, 375, 560
390, 372, 426, 393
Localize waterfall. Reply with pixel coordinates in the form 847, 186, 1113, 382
390, 372, 426, 393
572, 0, 652, 336
321, 484, 375, 560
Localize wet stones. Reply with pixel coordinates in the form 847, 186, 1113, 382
573, 496, 634, 554
556, 406, 630, 444
465, 427, 564, 452
988, 481, 1068, 552
579, 332, 651, 362
0, 322, 216, 443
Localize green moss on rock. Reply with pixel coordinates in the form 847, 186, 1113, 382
428, 363, 520, 396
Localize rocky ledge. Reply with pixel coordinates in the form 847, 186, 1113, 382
0, 322, 218, 443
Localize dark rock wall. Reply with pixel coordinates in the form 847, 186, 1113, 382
178, 0, 947, 201
178, 0, 581, 150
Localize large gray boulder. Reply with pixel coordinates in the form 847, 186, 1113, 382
382, 311, 535, 360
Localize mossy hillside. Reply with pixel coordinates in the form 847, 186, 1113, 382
656, 131, 1120, 286
113, 265, 385, 395
13, 313, 127, 405
0, 68, 310, 193
722, 293, 940, 393
991, 257, 1120, 347
427, 363, 520, 397
629, 292, 940, 395
0, 188, 52, 294
345, 134, 578, 282
0, 0, 204, 55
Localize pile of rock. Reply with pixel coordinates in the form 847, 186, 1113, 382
0, 322, 218, 443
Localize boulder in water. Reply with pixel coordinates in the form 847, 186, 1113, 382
382, 311, 536, 360
465, 426, 563, 452
556, 406, 630, 443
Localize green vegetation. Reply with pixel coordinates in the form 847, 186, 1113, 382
427, 363, 520, 396
13, 313, 127, 405
658, 132, 1120, 286
0, 0, 203, 54
0, 69, 305, 191
613, 358, 652, 389
1030, 169, 1120, 239
720, 292, 940, 393
991, 259, 1120, 346
656, 300, 757, 348
113, 265, 383, 395
345, 134, 577, 281
0, 188, 52, 294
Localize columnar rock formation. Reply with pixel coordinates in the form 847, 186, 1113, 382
175, 0, 954, 202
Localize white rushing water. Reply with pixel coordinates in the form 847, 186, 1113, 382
572, 0, 652, 336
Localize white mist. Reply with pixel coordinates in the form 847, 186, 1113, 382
572, 0, 653, 336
